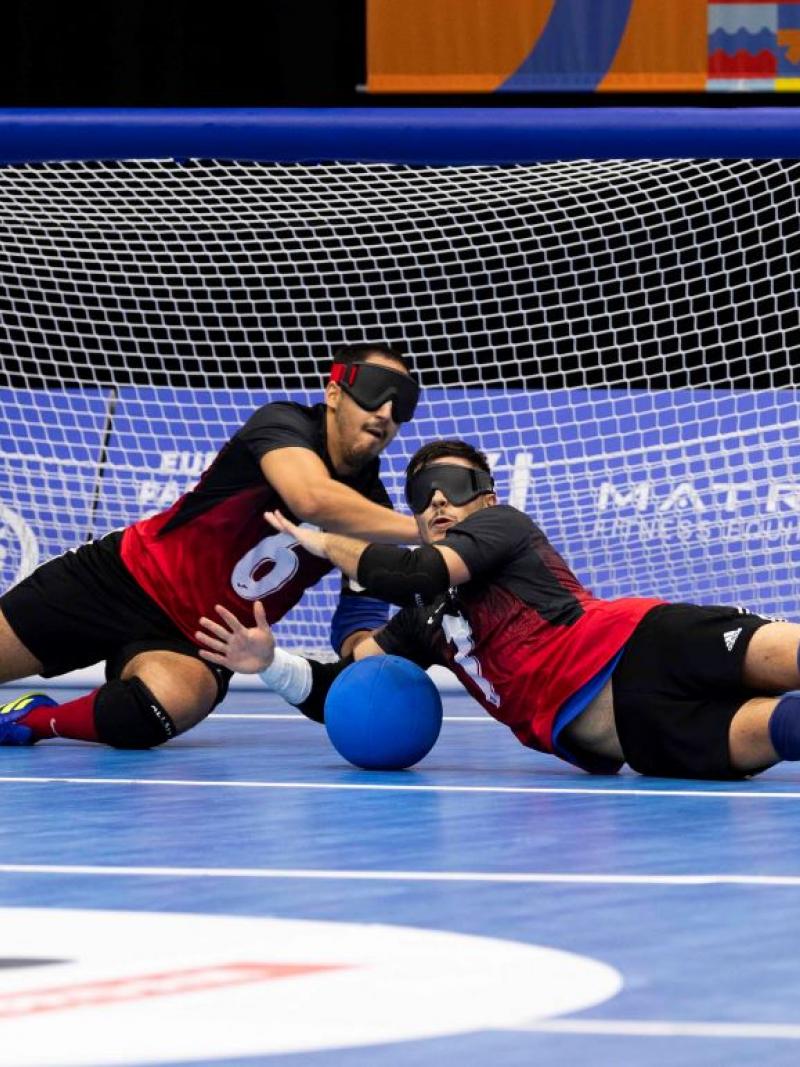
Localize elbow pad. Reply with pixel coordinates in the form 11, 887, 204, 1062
357, 544, 450, 607
297, 655, 354, 724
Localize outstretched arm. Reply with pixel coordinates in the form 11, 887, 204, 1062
264, 510, 470, 606
261, 448, 419, 544
196, 601, 384, 674
195, 603, 385, 723
264, 510, 369, 579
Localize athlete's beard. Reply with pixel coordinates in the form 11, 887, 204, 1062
334, 409, 388, 473
338, 437, 376, 472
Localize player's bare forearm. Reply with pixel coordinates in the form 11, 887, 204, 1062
311, 481, 419, 544
320, 531, 368, 579
260, 448, 418, 544
267, 512, 367, 578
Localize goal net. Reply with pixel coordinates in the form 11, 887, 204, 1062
1, 113, 799, 667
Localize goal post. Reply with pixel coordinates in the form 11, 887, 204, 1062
1, 107, 799, 685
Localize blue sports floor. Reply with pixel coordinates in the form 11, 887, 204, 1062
2, 681, 800, 1066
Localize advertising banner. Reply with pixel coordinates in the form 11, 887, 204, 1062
367, 0, 800, 94
0, 388, 112, 591
2, 387, 798, 628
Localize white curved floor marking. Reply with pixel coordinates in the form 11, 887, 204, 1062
0, 908, 622, 1065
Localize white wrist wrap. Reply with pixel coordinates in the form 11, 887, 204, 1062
258, 647, 313, 705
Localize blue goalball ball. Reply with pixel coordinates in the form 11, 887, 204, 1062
324, 656, 443, 770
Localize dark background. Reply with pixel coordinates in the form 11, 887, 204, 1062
1, 0, 798, 108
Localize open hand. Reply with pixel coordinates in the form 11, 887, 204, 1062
195, 601, 275, 674
264, 510, 329, 559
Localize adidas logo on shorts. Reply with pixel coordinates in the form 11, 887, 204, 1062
723, 628, 742, 652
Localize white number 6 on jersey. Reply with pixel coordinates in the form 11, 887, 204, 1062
231, 525, 319, 601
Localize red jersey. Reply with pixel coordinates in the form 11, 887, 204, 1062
375, 505, 663, 773
120, 402, 392, 643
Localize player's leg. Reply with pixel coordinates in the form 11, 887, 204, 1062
729, 622, 800, 770
728, 623, 800, 773
741, 621, 800, 692
10, 648, 226, 747
611, 604, 782, 779
728, 696, 780, 774
0, 536, 132, 697
0, 607, 45, 683
119, 648, 220, 735
90, 646, 225, 747
0, 586, 83, 744
11, 644, 229, 747
0, 535, 230, 747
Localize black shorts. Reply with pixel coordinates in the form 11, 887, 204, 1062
612, 603, 771, 780
0, 532, 230, 704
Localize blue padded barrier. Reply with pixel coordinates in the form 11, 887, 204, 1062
2, 107, 800, 166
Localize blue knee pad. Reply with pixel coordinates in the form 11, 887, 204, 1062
768, 691, 800, 761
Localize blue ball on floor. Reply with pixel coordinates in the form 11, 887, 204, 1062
324, 656, 443, 770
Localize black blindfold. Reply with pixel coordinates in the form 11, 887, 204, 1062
330, 362, 419, 423
405, 463, 494, 514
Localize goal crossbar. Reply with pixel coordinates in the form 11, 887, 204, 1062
3, 106, 800, 165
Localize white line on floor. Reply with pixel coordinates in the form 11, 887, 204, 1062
0, 775, 798, 799
211, 713, 491, 722
507, 1018, 800, 1040
1, 863, 800, 887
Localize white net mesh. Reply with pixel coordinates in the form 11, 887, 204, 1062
1, 156, 799, 654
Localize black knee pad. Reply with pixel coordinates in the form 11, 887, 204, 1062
94, 677, 177, 750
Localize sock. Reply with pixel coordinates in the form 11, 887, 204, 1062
21, 690, 100, 743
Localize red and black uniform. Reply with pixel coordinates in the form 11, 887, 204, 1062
1, 402, 391, 682
372, 506, 664, 773
121, 402, 391, 642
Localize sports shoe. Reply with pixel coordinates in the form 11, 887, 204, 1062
0, 692, 57, 746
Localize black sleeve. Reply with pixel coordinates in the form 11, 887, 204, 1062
237, 402, 321, 464
296, 655, 354, 724
357, 544, 451, 607
372, 605, 439, 671
439, 505, 534, 578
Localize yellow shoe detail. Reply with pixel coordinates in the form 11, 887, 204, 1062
0, 692, 48, 716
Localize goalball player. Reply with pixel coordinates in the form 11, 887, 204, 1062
0, 344, 420, 749
196, 439, 800, 780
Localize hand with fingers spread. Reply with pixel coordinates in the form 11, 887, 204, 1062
264, 510, 330, 559
195, 601, 276, 674
265, 509, 372, 582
